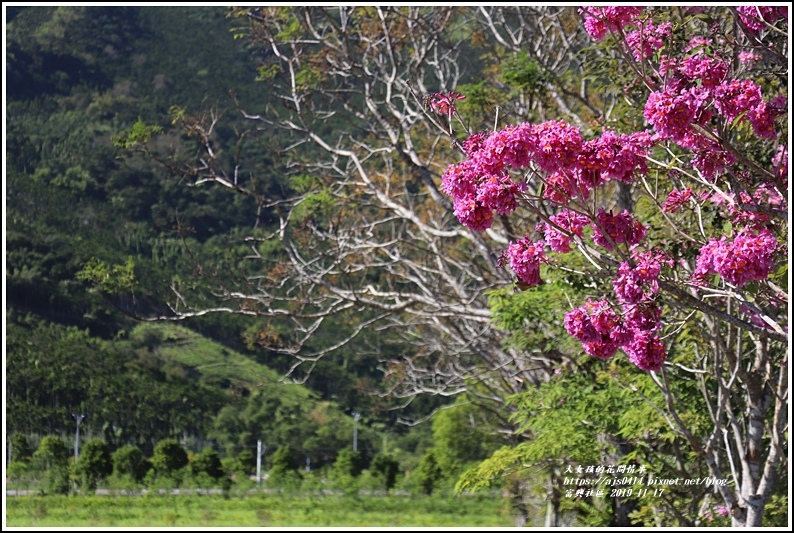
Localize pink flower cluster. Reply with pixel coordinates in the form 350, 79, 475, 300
430, 91, 465, 116
536, 130, 654, 206
441, 157, 524, 232
662, 188, 693, 212
623, 301, 662, 332
462, 131, 488, 157
713, 79, 778, 139
738, 50, 762, 66
716, 188, 783, 227
507, 237, 547, 287
623, 330, 667, 371
542, 172, 577, 204
592, 209, 646, 251
564, 299, 632, 359
564, 298, 667, 371
689, 141, 737, 181
442, 121, 654, 230
679, 53, 729, 89
580, 6, 644, 40
736, 6, 789, 35
538, 210, 591, 253
577, 130, 653, 187
694, 227, 778, 287
482, 123, 536, 170
625, 21, 672, 61
649, 44, 781, 143
613, 249, 670, 304
644, 86, 711, 141
442, 8, 787, 376
709, 179, 788, 229
684, 35, 712, 52
533, 120, 583, 173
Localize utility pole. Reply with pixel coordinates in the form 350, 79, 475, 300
72, 413, 86, 465
256, 440, 266, 486
353, 412, 360, 452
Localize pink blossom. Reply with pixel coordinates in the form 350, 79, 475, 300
453, 197, 493, 232
614, 263, 647, 304
713, 79, 763, 123
565, 304, 601, 344
543, 172, 576, 204
539, 210, 591, 253
623, 330, 667, 371
715, 505, 730, 517
625, 21, 672, 62
663, 188, 693, 212
481, 122, 535, 170
772, 145, 788, 185
532, 120, 583, 174
576, 130, 653, 185
725, 191, 773, 226
644, 87, 709, 140
476, 174, 522, 215
462, 131, 488, 157
684, 35, 712, 52
680, 53, 729, 89
430, 91, 465, 116
657, 54, 680, 79
592, 209, 647, 250
566, 297, 669, 368
693, 227, 778, 287
690, 142, 737, 181
613, 250, 668, 305
748, 101, 777, 139
738, 50, 762, 66
753, 183, 786, 209
736, 6, 788, 36
770, 94, 787, 114
441, 159, 478, 200
580, 6, 644, 40
507, 237, 547, 287
565, 300, 633, 359
442, 132, 529, 230
623, 302, 662, 332
583, 339, 621, 360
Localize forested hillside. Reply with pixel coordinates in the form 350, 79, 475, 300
5, 6, 789, 527
5, 6, 451, 475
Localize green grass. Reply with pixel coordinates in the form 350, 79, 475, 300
5, 492, 515, 527
132, 322, 285, 390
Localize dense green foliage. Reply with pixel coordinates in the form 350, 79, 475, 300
10, 434, 33, 463
370, 454, 400, 493
75, 438, 113, 490
31, 436, 70, 471
415, 451, 444, 496
150, 439, 188, 478
111, 445, 150, 483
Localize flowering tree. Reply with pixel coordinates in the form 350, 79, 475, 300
108, 6, 787, 525
438, 6, 787, 527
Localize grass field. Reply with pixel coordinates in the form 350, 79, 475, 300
5, 491, 516, 527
